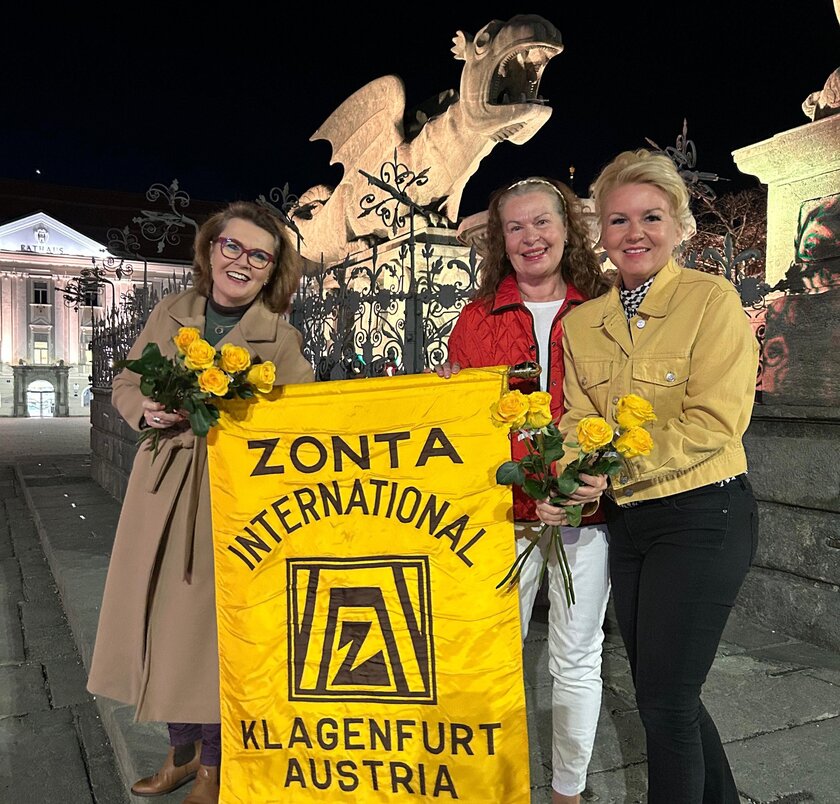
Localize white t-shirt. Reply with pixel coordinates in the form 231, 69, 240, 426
523, 298, 564, 391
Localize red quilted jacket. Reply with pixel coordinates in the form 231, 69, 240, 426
447, 274, 605, 524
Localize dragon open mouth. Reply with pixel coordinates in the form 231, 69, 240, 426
489, 44, 561, 106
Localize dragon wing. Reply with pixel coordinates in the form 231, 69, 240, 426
311, 75, 406, 172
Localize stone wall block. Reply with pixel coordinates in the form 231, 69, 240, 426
744, 414, 840, 511
736, 568, 840, 652
753, 501, 840, 585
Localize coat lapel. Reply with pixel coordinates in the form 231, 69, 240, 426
166, 289, 207, 331
216, 298, 280, 362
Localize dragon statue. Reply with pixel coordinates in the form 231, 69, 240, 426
802, 1, 840, 121
290, 14, 563, 265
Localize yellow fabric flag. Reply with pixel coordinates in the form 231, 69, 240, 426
208, 368, 530, 803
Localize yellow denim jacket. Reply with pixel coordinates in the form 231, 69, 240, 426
559, 259, 759, 504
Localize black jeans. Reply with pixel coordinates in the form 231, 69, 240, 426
604, 476, 758, 803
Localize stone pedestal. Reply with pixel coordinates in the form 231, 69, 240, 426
733, 116, 840, 650
732, 114, 840, 288
741, 405, 840, 652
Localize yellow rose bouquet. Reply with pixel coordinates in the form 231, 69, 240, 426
493, 391, 656, 606
115, 326, 277, 458
555, 393, 657, 528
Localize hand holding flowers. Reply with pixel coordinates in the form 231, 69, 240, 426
492, 390, 657, 606
117, 326, 277, 459
555, 394, 656, 528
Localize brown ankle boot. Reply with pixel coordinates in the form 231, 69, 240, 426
130, 740, 201, 796
183, 765, 220, 804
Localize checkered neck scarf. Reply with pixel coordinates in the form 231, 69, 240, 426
619, 276, 655, 319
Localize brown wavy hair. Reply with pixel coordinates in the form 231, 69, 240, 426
192, 201, 301, 314
473, 177, 611, 303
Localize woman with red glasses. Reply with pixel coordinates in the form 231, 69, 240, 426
88, 201, 314, 803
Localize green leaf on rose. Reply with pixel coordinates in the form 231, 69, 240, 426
188, 403, 218, 437
553, 472, 580, 496
542, 441, 566, 464
496, 461, 525, 485
522, 478, 547, 500
564, 504, 584, 528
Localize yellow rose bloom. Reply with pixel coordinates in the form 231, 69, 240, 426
219, 344, 252, 373
198, 367, 231, 397
246, 361, 276, 394
615, 426, 654, 458
615, 394, 657, 430
576, 417, 615, 453
184, 338, 217, 371
525, 391, 553, 429
491, 390, 529, 430
173, 326, 201, 354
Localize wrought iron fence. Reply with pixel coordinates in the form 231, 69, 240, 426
288, 228, 480, 380
89, 221, 478, 387
90, 271, 193, 387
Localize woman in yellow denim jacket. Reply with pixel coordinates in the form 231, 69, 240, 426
540, 149, 759, 803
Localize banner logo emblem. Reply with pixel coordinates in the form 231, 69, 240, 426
288, 556, 436, 704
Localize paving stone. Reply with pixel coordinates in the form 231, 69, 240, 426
704, 652, 840, 743
45, 655, 93, 709
524, 686, 552, 788
19, 600, 77, 659
0, 663, 49, 716
749, 639, 840, 672
74, 701, 130, 804
0, 523, 13, 561
0, 556, 22, 600
0, 597, 24, 665
582, 761, 648, 803
0, 707, 96, 804
589, 688, 647, 773
727, 717, 840, 804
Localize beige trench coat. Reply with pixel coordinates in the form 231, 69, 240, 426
87, 289, 314, 722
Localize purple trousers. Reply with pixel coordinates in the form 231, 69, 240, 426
168, 722, 221, 767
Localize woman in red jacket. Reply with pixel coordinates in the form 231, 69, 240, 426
438, 177, 611, 804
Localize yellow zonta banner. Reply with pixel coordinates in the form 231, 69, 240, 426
207, 369, 530, 803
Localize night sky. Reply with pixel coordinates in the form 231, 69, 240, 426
2, 4, 838, 220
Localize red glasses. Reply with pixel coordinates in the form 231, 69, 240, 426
215, 237, 275, 270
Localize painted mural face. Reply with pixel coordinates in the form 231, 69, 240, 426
210, 218, 275, 307
600, 183, 682, 290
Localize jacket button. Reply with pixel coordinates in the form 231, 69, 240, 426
529, 345, 536, 351
636, 319, 646, 329
665, 371, 676, 382
612, 396, 619, 404
624, 489, 634, 497
619, 474, 629, 484
581, 377, 587, 384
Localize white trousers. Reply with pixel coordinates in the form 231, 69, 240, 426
516, 522, 611, 797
